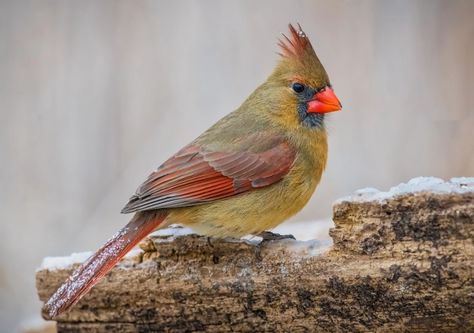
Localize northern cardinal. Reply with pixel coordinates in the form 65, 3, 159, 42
45, 24, 341, 317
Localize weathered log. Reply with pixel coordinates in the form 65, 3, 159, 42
36, 177, 474, 332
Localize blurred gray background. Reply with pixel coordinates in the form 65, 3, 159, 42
1, 0, 473, 331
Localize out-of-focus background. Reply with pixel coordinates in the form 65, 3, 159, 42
1, 0, 473, 331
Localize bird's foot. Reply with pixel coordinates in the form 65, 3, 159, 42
257, 231, 296, 242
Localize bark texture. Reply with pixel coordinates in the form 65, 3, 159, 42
37, 183, 474, 332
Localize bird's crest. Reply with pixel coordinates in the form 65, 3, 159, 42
274, 23, 329, 88
278, 23, 315, 61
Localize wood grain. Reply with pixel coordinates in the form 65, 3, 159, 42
37, 190, 474, 332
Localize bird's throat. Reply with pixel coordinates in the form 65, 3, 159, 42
297, 104, 325, 128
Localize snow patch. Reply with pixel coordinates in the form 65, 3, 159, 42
150, 225, 196, 242
39, 252, 93, 271
265, 238, 331, 258
38, 248, 142, 272
272, 219, 333, 241
335, 176, 474, 204
450, 177, 474, 187
283, 239, 331, 257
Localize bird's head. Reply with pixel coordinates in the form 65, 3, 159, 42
262, 24, 342, 129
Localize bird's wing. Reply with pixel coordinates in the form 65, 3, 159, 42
121, 135, 296, 213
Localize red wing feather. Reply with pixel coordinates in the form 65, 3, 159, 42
121, 139, 296, 213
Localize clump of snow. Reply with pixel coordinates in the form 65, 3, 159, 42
39, 252, 92, 271
450, 177, 474, 187
285, 239, 331, 257
336, 176, 474, 204
272, 219, 333, 241
38, 248, 143, 272
151, 225, 195, 238
261, 238, 331, 258
150, 225, 196, 243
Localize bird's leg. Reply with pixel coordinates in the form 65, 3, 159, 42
257, 231, 296, 242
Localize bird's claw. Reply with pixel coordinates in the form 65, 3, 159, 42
258, 231, 296, 242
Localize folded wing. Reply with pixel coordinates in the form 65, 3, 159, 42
121, 136, 296, 213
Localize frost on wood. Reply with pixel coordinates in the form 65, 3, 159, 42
335, 176, 474, 203
39, 250, 142, 272
36, 178, 474, 333
39, 252, 93, 272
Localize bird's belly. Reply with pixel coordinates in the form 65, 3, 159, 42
166, 174, 318, 238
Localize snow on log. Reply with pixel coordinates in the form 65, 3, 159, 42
36, 178, 474, 332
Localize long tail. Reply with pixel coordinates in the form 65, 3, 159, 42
44, 210, 168, 318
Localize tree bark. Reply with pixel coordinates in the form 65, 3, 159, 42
36, 180, 474, 332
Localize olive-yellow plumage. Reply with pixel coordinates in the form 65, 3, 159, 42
168, 116, 328, 238
45, 23, 341, 318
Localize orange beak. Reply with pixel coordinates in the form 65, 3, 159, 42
307, 87, 342, 113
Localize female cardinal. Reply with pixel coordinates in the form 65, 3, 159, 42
45, 24, 341, 317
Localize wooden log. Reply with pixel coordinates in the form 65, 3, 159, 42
36, 177, 474, 332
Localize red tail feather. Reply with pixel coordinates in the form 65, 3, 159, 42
44, 211, 167, 318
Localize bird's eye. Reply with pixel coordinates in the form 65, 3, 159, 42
292, 83, 305, 93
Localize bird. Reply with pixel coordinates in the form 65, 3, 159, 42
44, 23, 341, 318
